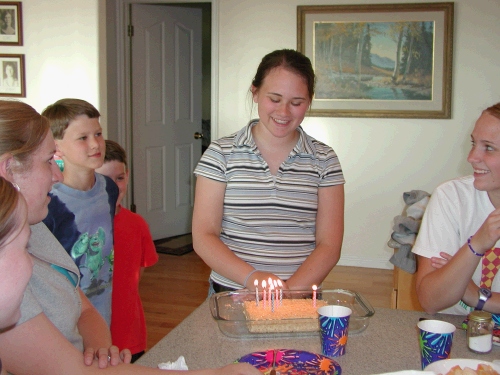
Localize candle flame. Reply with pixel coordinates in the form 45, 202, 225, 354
277, 279, 283, 287
273, 280, 278, 287
254, 279, 258, 286
262, 280, 266, 288
312, 285, 317, 291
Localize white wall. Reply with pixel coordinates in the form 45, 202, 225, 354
217, 0, 500, 268
0, 0, 103, 127
12, 0, 500, 269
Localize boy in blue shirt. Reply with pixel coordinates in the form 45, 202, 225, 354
42, 99, 118, 325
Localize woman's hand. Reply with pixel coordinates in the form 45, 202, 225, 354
471, 208, 500, 254
84, 345, 132, 368
430, 252, 452, 269
244, 270, 286, 291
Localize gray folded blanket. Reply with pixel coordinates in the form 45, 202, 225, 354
392, 215, 421, 234
389, 244, 416, 274
388, 189, 430, 274
403, 190, 430, 206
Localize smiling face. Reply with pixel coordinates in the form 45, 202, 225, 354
467, 111, 500, 203
252, 67, 311, 142
96, 160, 129, 209
0, 197, 33, 328
12, 131, 63, 224
55, 114, 105, 172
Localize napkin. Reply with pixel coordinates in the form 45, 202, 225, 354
158, 356, 189, 370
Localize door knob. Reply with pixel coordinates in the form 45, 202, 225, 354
194, 132, 203, 139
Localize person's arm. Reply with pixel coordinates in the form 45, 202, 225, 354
0, 312, 99, 374
416, 207, 500, 314
192, 176, 279, 289
78, 288, 131, 367
0, 312, 260, 375
416, 250, 479, 314
286, 184, 344, 289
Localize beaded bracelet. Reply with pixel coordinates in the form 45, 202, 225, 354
467, 236, 484, 257
243, 269, 258, 287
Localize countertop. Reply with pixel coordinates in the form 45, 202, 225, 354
137, 300, 499, 374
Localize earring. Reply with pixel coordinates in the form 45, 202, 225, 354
11, 182, 20, 191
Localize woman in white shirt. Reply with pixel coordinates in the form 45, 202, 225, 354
413, 102, 500, 316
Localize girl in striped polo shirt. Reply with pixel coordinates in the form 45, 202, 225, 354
193, 49, 345, 295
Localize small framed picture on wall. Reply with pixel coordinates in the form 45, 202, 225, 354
0, 2, 22, 46
0, 54, 25, 97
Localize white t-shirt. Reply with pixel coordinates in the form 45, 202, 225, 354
412, 175, 500, 315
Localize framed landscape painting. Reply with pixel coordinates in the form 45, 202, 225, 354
0, 2, 22, 46
297, 2, 454, 118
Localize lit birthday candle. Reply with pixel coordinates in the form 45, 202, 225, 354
268, 278, 272, 307
254, 279, 259, 306
312, 285, 317, 308
277, 279, 283, 305
262, 280, 267, 308
273, 280, 279, 305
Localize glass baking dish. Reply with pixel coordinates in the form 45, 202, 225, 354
209, 288, 375, 338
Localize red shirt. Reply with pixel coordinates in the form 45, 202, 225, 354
110, 206, 159, 354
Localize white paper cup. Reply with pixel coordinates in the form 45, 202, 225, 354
318, 305, 352, 357
417, 319, 456, 369
317, 305, 352, 318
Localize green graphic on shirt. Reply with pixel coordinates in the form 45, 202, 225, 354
107, 249, 114, 272
71, 228, 106, 280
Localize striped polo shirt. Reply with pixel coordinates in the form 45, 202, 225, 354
194, 120, 345, 289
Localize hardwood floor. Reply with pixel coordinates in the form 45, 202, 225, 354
139, 251, 393, 350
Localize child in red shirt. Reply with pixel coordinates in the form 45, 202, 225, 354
96, 140, 159, 362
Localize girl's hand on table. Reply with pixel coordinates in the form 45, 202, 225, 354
430, 252, 452, 269
244, 270, 285, 291
84, 345, 132, 368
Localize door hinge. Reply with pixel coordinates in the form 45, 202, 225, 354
128, 24, 134, 37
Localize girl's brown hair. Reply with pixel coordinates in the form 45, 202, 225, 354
251, 49, 316, 101
0, 100, 50, 172
0, 177, 22, 248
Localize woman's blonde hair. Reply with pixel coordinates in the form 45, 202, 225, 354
0, 177, 22, 248
485, 102, 500, 120
0, 100, 50, 172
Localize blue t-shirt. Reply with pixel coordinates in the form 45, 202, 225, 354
43, 173, 118, 325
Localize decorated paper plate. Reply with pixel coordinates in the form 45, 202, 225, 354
424, 358, 500, 373
237, 349, 341, 375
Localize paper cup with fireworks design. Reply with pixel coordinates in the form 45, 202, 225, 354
318, 305, 352, 357
417, 319, 456, 369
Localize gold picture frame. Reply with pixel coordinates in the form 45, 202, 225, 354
0, 54, 26, 97
0, 2, 22, 46
297, 2, 454, 118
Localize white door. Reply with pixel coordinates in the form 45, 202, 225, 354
131, 4, 202, 240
